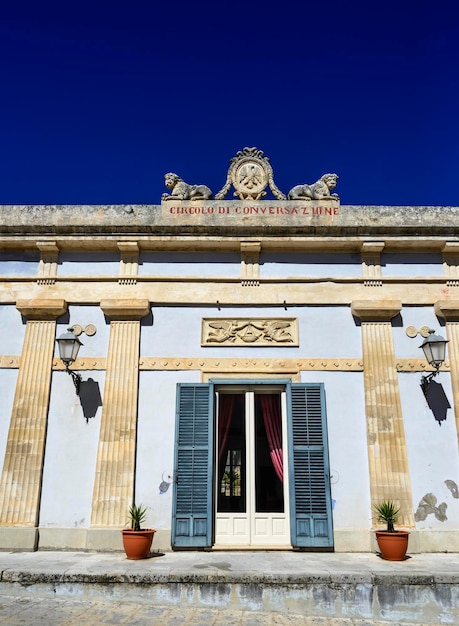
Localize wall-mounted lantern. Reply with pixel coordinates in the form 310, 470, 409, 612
56, 327, 83, 395
419, 329, 448, 394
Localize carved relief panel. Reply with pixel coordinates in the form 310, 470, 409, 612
201, 318, 298, 347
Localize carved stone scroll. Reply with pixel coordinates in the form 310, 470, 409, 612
202, 318, 298, 347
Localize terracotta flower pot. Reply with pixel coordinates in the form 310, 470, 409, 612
375, 530, 409, 561
121, 529, 156, 559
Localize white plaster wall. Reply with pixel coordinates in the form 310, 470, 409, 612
55, 305, 110, 359
0, 370, 18, 467
381, 253, 444, 277
298, 307, 361, 358
139, 252, 240, 277
41, 304, 108, 528
58, 252, 120, 276
260, 253, 362, 278
39, 370, 104, 528
136, 370, 200, 530
0, 251, 39, 276
399, 371, 459, 530
301, 370, 370, 531
392, 306, 442, 359
0, 305, 26, 354
142, 306, 361, 359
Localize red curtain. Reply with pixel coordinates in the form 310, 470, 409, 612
260, 394, 283, 482
218, 394, 235, 461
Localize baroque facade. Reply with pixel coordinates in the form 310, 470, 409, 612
0, 149, 459, 553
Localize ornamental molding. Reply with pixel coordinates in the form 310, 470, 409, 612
1, 356, 450, 373
201, 317, 298, 346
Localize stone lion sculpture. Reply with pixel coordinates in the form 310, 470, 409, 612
162, 173, 213, 201
288, 173, 339, 201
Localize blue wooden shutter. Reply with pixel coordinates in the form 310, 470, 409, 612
172, 383, 214, 548
287, 383, 333, 548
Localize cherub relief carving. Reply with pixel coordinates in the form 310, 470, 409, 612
288, 173, 339, 201
205, 319, 294, 345
162, 173, 213, 201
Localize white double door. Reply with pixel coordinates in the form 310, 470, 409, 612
215, 388, 290, 547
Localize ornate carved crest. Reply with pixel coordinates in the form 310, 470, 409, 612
215, 147, 286, 201
201, 318, 298, 346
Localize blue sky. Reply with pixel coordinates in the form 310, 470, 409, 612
1, 1, 458, 206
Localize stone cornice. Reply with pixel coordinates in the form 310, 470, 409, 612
351, 300, 402, 321
1, 204, 459, 237
0, 234, 457, 253
15, 298, 67, 320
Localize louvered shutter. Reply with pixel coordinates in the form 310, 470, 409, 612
287, 383, 333, 548
172, 383, 214, 548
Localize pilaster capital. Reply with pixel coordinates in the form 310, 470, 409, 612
117, 241, 139, 253
434, 300, 459, 321
351, 300, 402, 321
36, 241, 59, 254
240, 241, 261, 253
360, 241, 385, 253
100, 299, 150, 321
16, 298, 67, 320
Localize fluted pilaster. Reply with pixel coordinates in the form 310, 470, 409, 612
351, 300, 414, 528
434, 300, 459, 448
91, 299, 150, 527
0, 299, 67, 525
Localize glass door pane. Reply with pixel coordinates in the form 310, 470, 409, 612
254, 393, 284, 513
217, 393, 246, 513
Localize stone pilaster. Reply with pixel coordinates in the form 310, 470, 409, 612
0, 300, 66, 535
434, 300, 459, 447
36, 241, 59, 286
90, 299, 150, 527
351, 300, 414, 528
241, 241, 261, 287
361, 242, 384, 287
442, 242, 459, 287
118, 242, 139, 286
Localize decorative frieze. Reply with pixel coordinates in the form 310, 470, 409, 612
201, 318, 298, 346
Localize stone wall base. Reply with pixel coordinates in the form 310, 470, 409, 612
0, 527, 171, 553
1, 527, 458, 553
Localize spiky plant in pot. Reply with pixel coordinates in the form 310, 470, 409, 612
128, 503, 148, 531
374, 500, 400, 533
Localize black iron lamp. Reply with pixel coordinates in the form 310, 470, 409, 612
419, 329, 448, 394
56, 327, 83, 395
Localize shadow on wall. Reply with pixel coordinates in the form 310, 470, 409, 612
421, 379, 451, 425
78, 378, 103, 423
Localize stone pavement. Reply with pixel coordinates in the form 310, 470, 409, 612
0, 594, 430, 625
0, 550, 458, 624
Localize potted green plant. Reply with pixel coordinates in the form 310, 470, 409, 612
374, 500, 410, 561
121, 503, 156, 559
